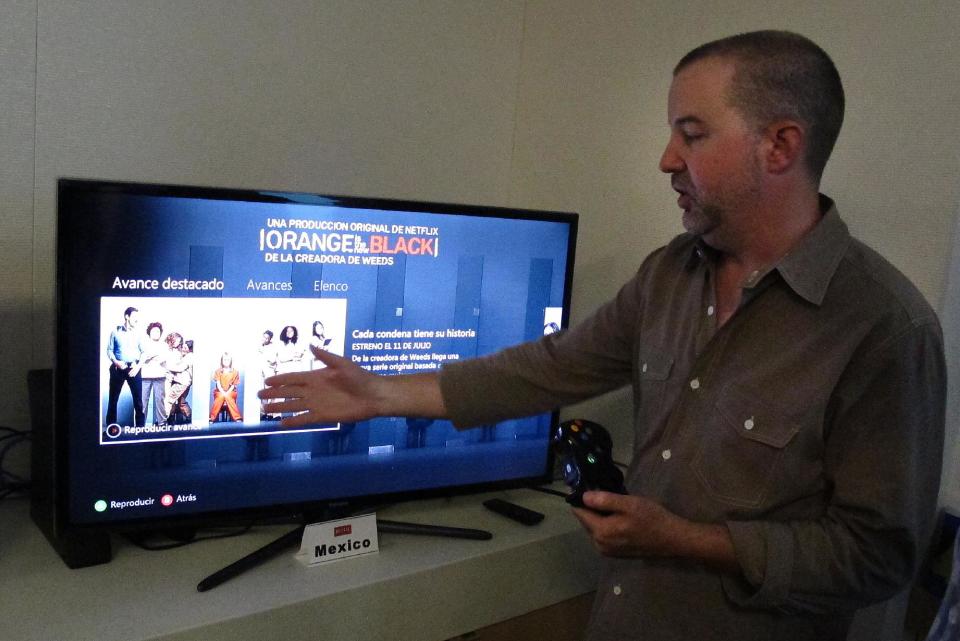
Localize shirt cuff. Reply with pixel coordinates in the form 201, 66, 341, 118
722, 520, 794, 610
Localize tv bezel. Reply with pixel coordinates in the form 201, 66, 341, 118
54, 178, 579, 534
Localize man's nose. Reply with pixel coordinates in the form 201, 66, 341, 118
659, 139, 684, 174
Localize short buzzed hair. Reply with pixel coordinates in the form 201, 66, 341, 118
676, 30, 845, 184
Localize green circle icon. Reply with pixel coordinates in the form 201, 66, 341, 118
94, 500, 108, 512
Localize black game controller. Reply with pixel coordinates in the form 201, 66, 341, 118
552, 419, 627, 509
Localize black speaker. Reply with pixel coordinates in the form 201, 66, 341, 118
28, 368, 111, 568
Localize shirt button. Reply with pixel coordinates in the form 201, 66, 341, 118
642, 363, 648, 373
744, 417, 755, 431
661, 449, 672, 460
689, 378, 700, 390
707, 305, 715, 316
613, 585, 623, 596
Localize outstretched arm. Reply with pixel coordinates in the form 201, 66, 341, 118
258, 346, 447, 427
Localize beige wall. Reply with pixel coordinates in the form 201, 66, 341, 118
3, 1, 958, 513
0, 0, 39, 455
512, 0, 960, 308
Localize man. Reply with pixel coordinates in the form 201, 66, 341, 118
104, 306, 145, 428
260, 31, 945, 641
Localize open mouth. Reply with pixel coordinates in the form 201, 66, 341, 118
672, 182, 692, 210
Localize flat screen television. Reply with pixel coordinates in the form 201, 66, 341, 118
46, 178, 577, 555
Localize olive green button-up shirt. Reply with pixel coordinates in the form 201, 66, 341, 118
440, 199, 946, 641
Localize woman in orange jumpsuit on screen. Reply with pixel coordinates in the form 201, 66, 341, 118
209, 352, 242, 422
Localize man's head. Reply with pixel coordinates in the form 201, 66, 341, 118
675, 30, 844, 185
661, 31, 843, 247
123, 306, 139, 328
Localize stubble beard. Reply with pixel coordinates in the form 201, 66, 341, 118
676, 161, 763, 248
681, 196, 723, 238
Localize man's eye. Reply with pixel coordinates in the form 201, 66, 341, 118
681, 131, 704, 143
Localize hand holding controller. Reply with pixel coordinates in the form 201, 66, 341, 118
552, 419, 627, 509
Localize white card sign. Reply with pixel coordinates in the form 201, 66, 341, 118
296, 513, 379, 566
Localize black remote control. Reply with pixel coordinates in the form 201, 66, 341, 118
483, 498, 545, 526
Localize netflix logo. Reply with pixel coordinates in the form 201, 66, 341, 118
334, 525, 353, 537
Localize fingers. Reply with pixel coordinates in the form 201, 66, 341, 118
261, 399, 309, 415
259, 401, 337, 427
572, 506, 600, 531
572, 506, 620, 557
257, 384, 307, 401
310, 345, 345, 363
262, 371, 317, 388
581, 491, 629, 514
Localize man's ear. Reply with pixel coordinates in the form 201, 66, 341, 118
760, 120, 805, 175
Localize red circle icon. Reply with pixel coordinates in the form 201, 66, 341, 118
160, 494, 174, 507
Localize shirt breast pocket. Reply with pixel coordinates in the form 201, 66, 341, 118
637, 347, 673, 407
639, 347, 673, 380
633, 348, 674, 455
692, 386, 800, 509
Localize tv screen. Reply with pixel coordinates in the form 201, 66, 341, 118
55, 179, 577, 530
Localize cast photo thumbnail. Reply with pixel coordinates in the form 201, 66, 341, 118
99, 296, 347, 444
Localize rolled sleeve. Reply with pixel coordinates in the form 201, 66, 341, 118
723, 520, 794, 609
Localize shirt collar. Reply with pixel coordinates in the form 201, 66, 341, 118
688, 195, 850, 306
775, 195, 849, 306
